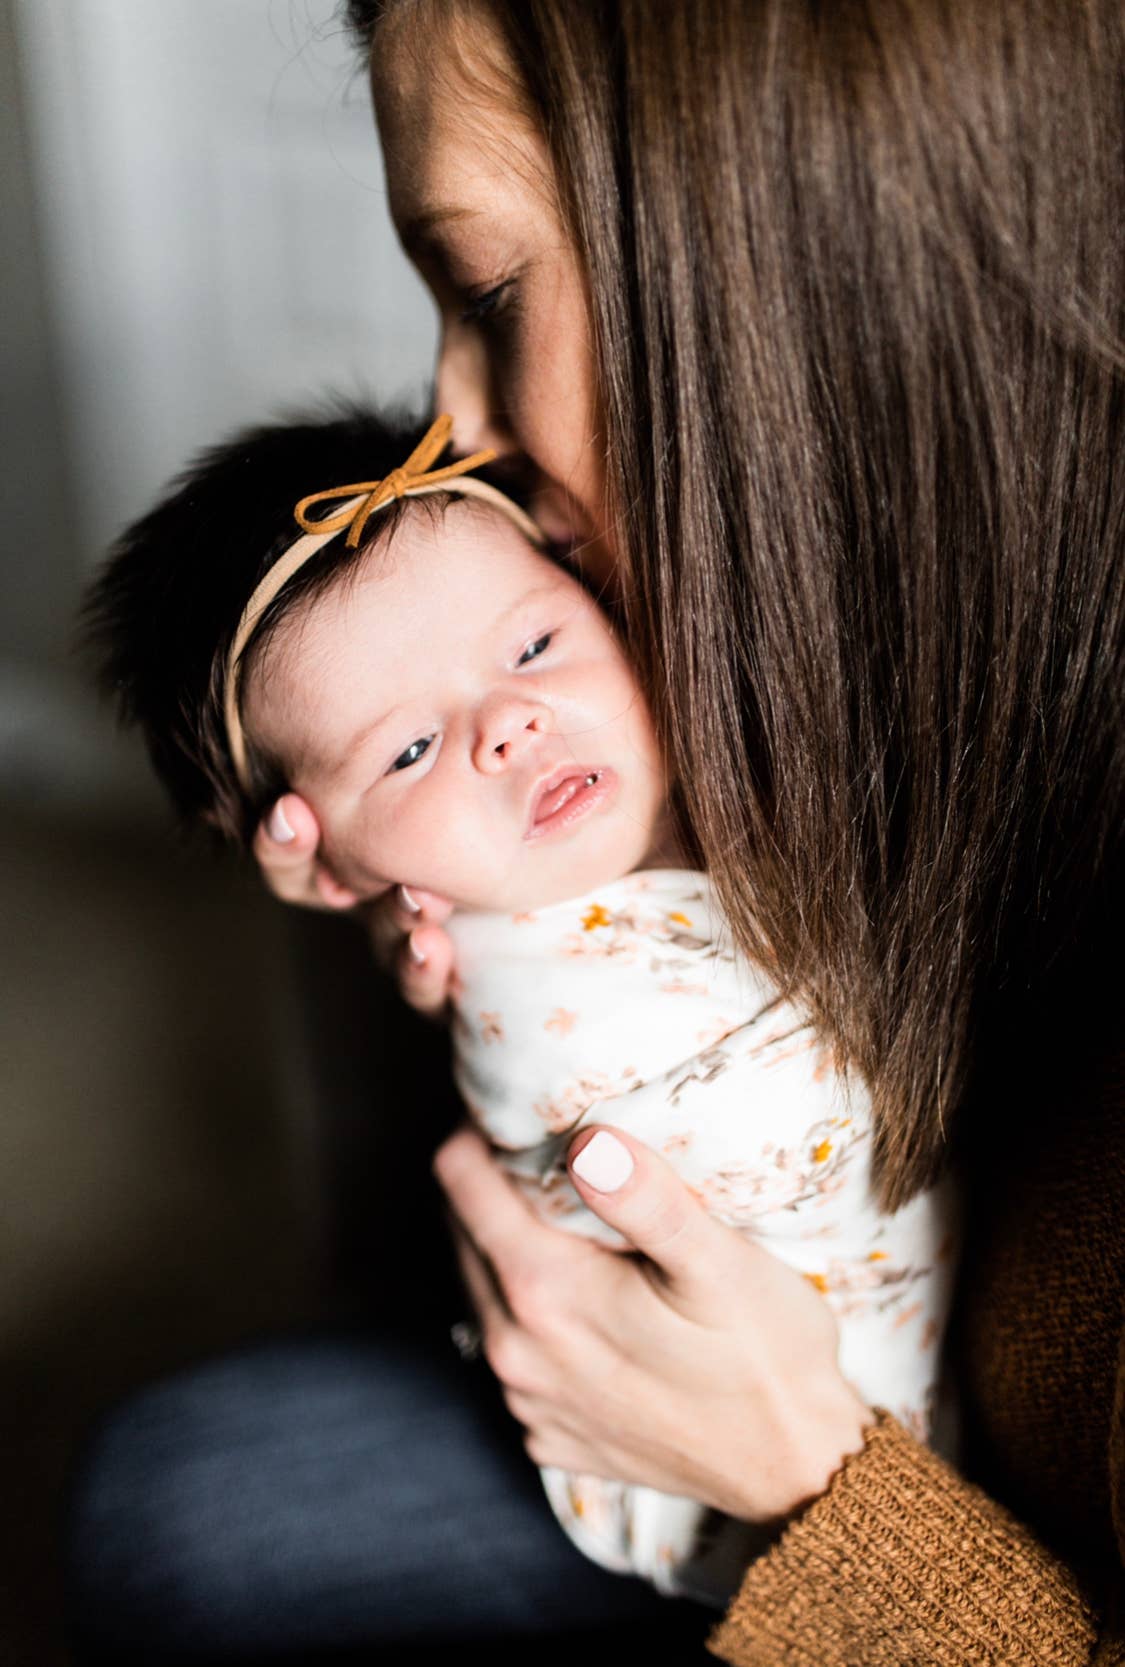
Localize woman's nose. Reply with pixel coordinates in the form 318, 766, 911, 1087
472, 699, 551, 775
436, 323, 517, 462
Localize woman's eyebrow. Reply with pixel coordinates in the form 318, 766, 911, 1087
399, 204, 478, 257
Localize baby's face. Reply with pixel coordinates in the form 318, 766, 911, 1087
244, 501, 667, 912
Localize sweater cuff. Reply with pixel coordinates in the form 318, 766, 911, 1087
707, 1412, 1100, 1667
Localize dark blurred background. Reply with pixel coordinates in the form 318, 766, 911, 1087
1, 3, 444, 1658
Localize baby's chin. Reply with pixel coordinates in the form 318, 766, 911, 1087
452, 844, 680, 916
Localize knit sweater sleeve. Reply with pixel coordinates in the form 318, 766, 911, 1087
707, 1413, 1118, 1667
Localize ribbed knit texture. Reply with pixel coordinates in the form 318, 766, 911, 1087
709, 1415, 1103, 1664
708, 1053, 1125, 1665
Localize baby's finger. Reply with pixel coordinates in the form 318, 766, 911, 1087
399, 923, 455, 1016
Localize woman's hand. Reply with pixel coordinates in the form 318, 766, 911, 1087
433, 1124, 873, 1524
253, 792, 456, 1014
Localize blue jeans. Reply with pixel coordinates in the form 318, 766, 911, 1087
65, 1333, 715, 1661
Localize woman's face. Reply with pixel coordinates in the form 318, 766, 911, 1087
371, 18, 613, 588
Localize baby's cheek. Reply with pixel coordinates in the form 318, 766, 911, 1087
322, 803, 402, 893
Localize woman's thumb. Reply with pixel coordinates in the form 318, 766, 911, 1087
567, 1126, 725, 1289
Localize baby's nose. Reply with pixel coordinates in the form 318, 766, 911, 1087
473, 701, 550, 773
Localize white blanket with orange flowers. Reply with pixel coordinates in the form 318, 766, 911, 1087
447, 868, 956, 1603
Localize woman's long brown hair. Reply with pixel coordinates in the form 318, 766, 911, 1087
356, 0, 1124, 1208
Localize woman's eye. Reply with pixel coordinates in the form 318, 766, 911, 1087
517, 633, 553, 666
390, 736, 433, 773
458, 279, 514, 326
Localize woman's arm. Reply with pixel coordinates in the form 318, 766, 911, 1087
710, 1413, 1105, 1666
435, 1125, 1119, 1666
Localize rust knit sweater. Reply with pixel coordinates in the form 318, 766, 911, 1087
709, 1050, 1125, 1666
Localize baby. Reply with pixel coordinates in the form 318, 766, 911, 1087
86, 405, 956, 1606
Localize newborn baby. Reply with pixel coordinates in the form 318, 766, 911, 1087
87, 408, 956, 1605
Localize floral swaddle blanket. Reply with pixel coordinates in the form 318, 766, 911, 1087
447, 869, 956, 1604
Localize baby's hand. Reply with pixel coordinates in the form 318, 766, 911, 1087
254, 793, 456, 1014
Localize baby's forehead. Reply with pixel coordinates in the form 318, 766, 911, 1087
365, 494, 574, 607
249, 495, 581, 707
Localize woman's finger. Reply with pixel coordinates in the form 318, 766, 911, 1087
314, 869, 361, 910
567, 1126, 735, 1300
434, 1126, 556, 1280
447, 1225, 541, 1391
251, 794, 321, 903
398, 924, 456, 1016
448, 1220, 511, 1336
252, 794, 359, 910
389, 886, 456, 933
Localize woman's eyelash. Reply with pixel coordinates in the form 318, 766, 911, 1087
517, 633, 553, 666
390, 736, 434, 773
458, 279, 514, 325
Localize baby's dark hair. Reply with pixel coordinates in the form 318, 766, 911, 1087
83, 403, 464, 849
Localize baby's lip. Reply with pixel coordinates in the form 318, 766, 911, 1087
525, 764, 611, 838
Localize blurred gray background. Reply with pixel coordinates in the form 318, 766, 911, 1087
2, 2, 440, 1658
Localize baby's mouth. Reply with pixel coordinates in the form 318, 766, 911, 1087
525, 766, 615, 841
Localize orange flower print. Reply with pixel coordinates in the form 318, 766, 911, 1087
667, 911, 693, 927
478, 1012, 504, 1044
662, 1131, 694, 1155
582, 903, 612, 931
544, 1007, 578, 1036
805, 1272, 830, 1294
812, 1139, 833, 1163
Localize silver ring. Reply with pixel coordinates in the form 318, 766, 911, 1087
450, 1319, 483, 1362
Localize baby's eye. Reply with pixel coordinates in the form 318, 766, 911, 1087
390, 736, 433, 772
517, 633, 553, 666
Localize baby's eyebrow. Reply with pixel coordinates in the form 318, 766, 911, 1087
492, 581, 565, 628
313, 579, 565, 783
322, 702, 403, 784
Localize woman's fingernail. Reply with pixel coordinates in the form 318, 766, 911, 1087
267, 801, 295, 844
572, 1131, 634, 1193
408, 932, 427, 967
399, 885, 422, 914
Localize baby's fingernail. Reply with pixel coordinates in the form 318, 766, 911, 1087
572, 1131, 634, 1193
407, 932, 427, 967
399, 885, 422, 914
267, 801, 295, 844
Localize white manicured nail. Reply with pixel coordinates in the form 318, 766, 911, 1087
399, 885, 422, 914
267, 801, 295, 843
572, 1131, 634, 1193
407, 932, 427, 966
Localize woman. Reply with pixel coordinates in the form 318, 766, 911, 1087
70, 1, 1123, 1661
